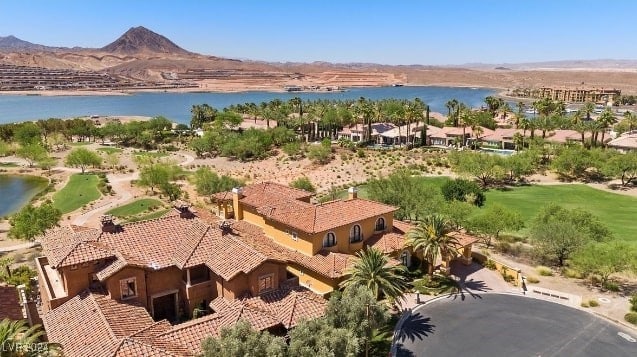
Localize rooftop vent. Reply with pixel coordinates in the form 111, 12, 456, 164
219, 220, 232, 235
172, 200, 194, 219
100, 215, 119, 233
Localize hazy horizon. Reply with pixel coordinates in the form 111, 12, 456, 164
1, 0, 636, 66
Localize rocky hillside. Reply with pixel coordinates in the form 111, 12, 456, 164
101, 26, 191, 55
0, 35, 55, 52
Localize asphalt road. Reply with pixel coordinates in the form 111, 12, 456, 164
394, 293, 637, 357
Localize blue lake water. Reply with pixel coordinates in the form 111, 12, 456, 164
0, 175, 48, 217
0, 86, 496, 124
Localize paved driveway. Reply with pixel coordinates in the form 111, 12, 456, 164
393, 293, 637, 357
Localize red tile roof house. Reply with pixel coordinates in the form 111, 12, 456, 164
36, 205, 328, 356
36, 182, 478, 355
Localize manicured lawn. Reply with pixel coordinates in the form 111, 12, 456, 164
106, 198, 164, 218
52, 174, 101, 213
124, 208, 169, 223
96, 147, 122, 154
484, 184, 637, 244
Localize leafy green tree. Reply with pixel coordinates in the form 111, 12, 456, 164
570, 241, 637, 287
160, 182, 182, 201
8, 202, 61, 241
597, 108, 618, 145
65, 148, 102, 174
470, 204, 524, 248
341, 248, 408, 301
201, 320, 287, 357
192, 167, 242, 196
37, 155, 57, 172
502, 150, 538, 181
440, 200, 476, 231
529, 204, 612, 266
448, 151, 505, 187
0, 139, 11, 156
138, 163, 181, 194
289, 177, 316, 193
601, 150, 637, 186
440, 178, 485, 206
14, 122, 42, 146
366, 169, 444, 220
16, 143, 47, 167
191, 104, 218, 129
289, 318, 359, 357
406, 215, 458, 277
550, 145, 601, 179
282, 141, 303, 159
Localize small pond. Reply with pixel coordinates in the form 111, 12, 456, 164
0, 175, 49, 217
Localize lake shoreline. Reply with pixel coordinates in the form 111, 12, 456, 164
0, 173, 50, 217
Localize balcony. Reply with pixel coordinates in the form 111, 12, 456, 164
35, 257, 69, 310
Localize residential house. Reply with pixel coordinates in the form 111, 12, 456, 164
429, 126, 494, 147
607, 131, 637, 152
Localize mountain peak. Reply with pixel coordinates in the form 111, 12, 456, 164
101, 26, 190, 54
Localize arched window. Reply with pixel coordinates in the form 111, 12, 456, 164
323, 232, 336, 247
350, 225, 362, 243
375, 217, 386, 231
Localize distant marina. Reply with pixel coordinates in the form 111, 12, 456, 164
0, 86, 496, 124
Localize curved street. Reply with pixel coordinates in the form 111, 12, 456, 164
392, 293, 637, 357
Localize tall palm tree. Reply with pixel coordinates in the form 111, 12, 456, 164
597, 108, 618, 146
406, 215, 459, 277
458, 108, 473, 147
341, 248, 408, 301
582, 101, 595, 120
0, 318, 60, 356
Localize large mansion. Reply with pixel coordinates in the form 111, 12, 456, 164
36, 182, 476, 356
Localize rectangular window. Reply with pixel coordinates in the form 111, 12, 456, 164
258, 274, 274, 293
120, 277, 137, 300
189, 265, 211, 285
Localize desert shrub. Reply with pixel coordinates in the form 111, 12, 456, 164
502, 273, 515, 283
526, 276, 540, 284
282, 141, 303, 158
588, 299, 600, 307
630, 294, 637, 312
562, 267, 583, 279
484, 259, 496, 270
536, 266, 554, 276
624, 312, 637, 325
356, 149, 365, 158
289, 177, 316, 193
602, 280, 620, 292
581, 301, 590, 308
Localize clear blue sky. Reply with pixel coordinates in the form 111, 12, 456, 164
0, 0, 634, 65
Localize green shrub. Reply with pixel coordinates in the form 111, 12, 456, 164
588, 299, 600, 307
562, 268, 583, 279
526, 276, 540, 284
624, 312, 637, 325
484, 259, 496, 270
602, 281, 620, 292
356, 149, 365, 158
289, 177, 316, 193
536, 266, 554, 276
581, 301, 590, 308
440, 178, 485, 206
502, 273, 515, 283
630, 294, 637, 312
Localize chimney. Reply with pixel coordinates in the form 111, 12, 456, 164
347, 187, 358, 200
173, 200, 194, 219
100, 215, 118, 233
232, 187, 244, 220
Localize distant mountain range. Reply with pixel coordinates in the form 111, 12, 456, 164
0, 26, 634, 69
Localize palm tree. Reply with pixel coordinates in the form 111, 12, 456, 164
597, 108, 617, 146
582, 101, 595, 120
340, 248, 408, 301
0, 318, 60, 356
406, 215, 459, 277
458, 108, 473, 147
623, 111, 637, 132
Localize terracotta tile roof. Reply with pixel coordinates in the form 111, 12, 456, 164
210, 191, 232, 203
43, 291, 153, 356
40, 226, 115, 268
0, 284, 23, 320
392, 220, 415, 234
608, 131, 637, 149
365, 231, 406, 254
239, 183, 397, 234
160, 314, 225, 353
448, 231, 479, 248
241, 286, 327, 329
